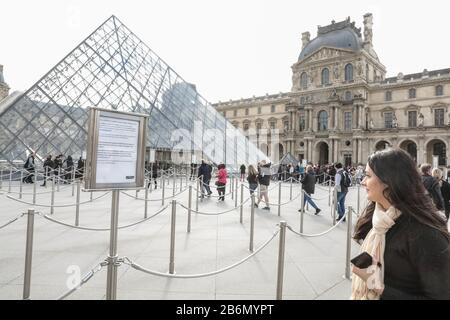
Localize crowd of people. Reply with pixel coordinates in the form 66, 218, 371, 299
22, 153, 85, 185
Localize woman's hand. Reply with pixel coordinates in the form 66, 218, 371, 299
352, 258, 385, 295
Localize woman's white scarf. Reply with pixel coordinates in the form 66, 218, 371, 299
351, 203, 401, 300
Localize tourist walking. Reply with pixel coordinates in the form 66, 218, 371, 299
240, 164, 246, 181
335, 163, 350, 221
198, 160, 212, 198
299, 165, 321, 215
246, 164, 258, 196
23, 153, 35, 184
432, 168, 450, 221
41, 155, 54, 187
256, 160, 271, 210
421, 163, 445, 211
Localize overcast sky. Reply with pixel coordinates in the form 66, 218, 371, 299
1, 0, 449, 103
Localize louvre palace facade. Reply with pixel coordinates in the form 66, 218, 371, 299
214, 14, 450, 167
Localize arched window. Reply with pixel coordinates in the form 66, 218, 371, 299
436, 85, 444, 96
345, 91, 352, 101
409, 88, 416, 99
300, 72, 308, 89
318, 111, 328, 131
345, 64, 353, 82
321, 68, 329, 85
385, 91, 392, 101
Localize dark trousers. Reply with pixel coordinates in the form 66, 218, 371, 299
217, 182, 226, 201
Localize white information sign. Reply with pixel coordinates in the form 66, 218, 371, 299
432, 155, 439, 169
149, 149, 156, 163
95, 116, 139, 184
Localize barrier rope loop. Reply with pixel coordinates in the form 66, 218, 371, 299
0, 213, 26, 230
121, 226, 280, 279
286, 209, 350, 237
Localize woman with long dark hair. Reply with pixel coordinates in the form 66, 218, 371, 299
351, 148, 450, 300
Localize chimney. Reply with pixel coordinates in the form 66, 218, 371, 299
363, 13, 373, 45
301, 32, 310, 49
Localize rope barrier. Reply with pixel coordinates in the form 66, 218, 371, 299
121, 227, 280, 279
0, 213, 26, 229
56, 259, 109, 300
120, 187, 189, 202
286, 209, 349, 238
37, 204, 170, 231
6, 192, 109, 208
177, 197, 251, 216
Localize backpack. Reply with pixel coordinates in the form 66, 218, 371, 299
340, 171, 351, 188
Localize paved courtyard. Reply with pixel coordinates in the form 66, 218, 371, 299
0, 174, 367, 300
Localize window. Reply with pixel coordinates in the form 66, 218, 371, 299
344, 112, 352, 131
283, 121, 289, 131
257, 106, 261, 114
222, 111, 227, 117
269, 121, 276, 130
436, 85, 444, 96
345, 91, 352, 101
384, 112, 393, 128
300, 72, 308, 89
321, 68, 330, 85
435, 108, 445, 126
256, 122, 262, 133
385, 91, 392, 101
245, 108, 249, 116
318, 111, 328, 131
366, 64, 369, 81
243, 123, 249, 131
271, 105, 276, 113
345, 64, 353, 82
233, 109, 237, 117
409, 88, 416, 99
408, 111, 417, 128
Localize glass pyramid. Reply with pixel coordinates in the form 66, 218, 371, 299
0, 15, 268, 168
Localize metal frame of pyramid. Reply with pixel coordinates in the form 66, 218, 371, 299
0, 15, 268, 168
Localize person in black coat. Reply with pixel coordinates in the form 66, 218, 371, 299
420, 163, 445, 211
432, 168, 450, 221
198, 160, 212, 198
23, 154, 35, 183
41, 155, 54, 187
352, 148, 450, 299
299, 165, 321, 215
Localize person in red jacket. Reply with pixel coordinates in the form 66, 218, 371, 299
215, 163, 227, 202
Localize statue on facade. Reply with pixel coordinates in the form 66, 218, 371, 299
392, 114, 398, 128
369, 118, 375, 129
333, 64, 340, 79
363, 13, 373, 44
418, 112, 424, 127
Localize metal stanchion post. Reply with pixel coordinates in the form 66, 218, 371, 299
19, 171, 23, 199
333, 188, 337, 226
72, 168, 75, 197
328, 179, 331, 206
75, 181, 81, 226
106, 190, 120, 300
345, 206, 353, 279
240, 184, 244, 223
169, 200, 176, 274
90, 191, 93, 202
0, 168, 3, 189
276, 221, 287, 300
234, 180, 238, 208
300, 186, 304, 233
144, 179, 149, 219
50, 177, 55, 214
187, 185, 192, 232
32, 176, 37, 205
57, 167, 61, 192
249, 194, 255, 252
172, 173, 176, 197
44, 167, 48, 189
195, 178, 199, 211
290, 177, 293, 201
357, 184, 360, 215
8, 167, 12, 193
231, 175, 234, 200
278, 181, 281, 217
162, 175, 166, 206
23, 208, 35, 300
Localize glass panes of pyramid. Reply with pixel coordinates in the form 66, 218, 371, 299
0, 16, 268, 168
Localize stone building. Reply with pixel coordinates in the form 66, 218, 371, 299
214, 14, 450, 167
0, 65, 9, 101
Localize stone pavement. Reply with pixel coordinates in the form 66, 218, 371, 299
0, 175, 366, 300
